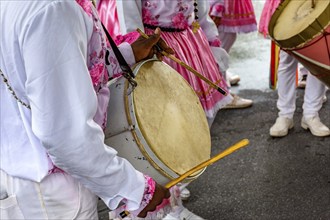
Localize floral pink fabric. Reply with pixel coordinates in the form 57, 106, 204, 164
129, 175, 157, 216
144, 27, 232, 118
76, 0, 122, 130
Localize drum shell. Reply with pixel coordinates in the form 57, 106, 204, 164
289, 26, 330, 87
104, 59, 207, 186
268, 0, 330, 87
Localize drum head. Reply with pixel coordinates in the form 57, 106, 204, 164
269, 0, 330, 49
132, 60, 211, 175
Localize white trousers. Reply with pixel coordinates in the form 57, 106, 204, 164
0, 170, 98, 220
277, 50, 326, 119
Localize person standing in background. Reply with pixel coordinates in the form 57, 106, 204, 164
258, 0, 330, 137
99, 0, 254, 126
209, 0, 257, 87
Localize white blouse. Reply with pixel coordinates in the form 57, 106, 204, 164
116, 0, 220, 43
0, 0, 144, 211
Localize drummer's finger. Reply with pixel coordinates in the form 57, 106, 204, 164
155, 50, 163, 61
157, 38, 175, 55
146, 28, 161, 48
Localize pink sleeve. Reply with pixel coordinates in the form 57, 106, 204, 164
114, 31, 140, 45
209, 2, 225, 17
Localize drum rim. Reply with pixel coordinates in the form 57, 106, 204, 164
125, 59, 207, 182
269, 0, 330, 50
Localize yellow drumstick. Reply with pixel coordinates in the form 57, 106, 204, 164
165, 138, 249, 189
119, 139, 249, 218
136, 28, 228, 96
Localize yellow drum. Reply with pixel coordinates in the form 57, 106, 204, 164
105, 59, 211, 185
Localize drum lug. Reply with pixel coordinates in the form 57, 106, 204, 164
107, 125, 136, 138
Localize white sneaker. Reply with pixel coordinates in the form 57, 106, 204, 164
179, 187, 190, 201
301, 116, 330, 137
163, 213, 180, 220
179, 208, 205, 220
229, 74, 240, 86
222, 94, 253, 109
270, 117, 294, 137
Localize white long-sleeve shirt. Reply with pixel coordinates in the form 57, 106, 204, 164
0, 0, 144, 211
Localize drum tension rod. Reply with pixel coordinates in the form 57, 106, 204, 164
107, 125, 136, 138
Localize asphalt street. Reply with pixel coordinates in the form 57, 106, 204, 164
98, 88, 329, 220
184, 88, 330, 220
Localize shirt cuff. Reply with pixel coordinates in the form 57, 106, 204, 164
118, 42, 136, 66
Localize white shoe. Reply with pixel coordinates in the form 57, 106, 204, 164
180, 187, 190, 201
222, 94, 253, 109
229, 74, 240, 86
179, 208, 205, 220
301, 116, 330, 137
270, 117, 294, 137
163, 213, 180, 220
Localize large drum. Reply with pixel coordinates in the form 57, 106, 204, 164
268, 0, 330, 87
104, 59, 211, 185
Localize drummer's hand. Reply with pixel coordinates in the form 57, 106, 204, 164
210, 15, 222, 27
131, 28, 174, 62
137, 183, 170, 218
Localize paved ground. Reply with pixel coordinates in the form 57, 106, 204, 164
183, 88, 330, 220
98, 88, 330, 220
98, 1, 330, 218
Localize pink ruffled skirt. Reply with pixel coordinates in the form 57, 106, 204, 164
258, 0, 281, 38
145, 28, 231, 118
220, 0, 257, 33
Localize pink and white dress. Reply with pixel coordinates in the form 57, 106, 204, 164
98, 0, 232, 119
97, 0, 120, 39
209, 0, 257, 33
258, 0, 281, 38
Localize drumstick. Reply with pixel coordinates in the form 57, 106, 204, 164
118, 139, 249, 218
136, 28, 228, 96
165, 138, 249, 189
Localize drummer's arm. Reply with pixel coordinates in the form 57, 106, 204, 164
107, 30, 174, 74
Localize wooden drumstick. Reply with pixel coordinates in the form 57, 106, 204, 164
118, 139, 249, 218
136, 28, 228, 96
165, 138, 249, 189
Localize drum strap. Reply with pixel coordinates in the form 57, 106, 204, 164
101, 23, 137, 88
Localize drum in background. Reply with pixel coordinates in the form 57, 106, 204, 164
104, 59, 211, 186
268, 0, 330, 87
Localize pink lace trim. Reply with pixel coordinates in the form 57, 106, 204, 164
129, 175, 156, 216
